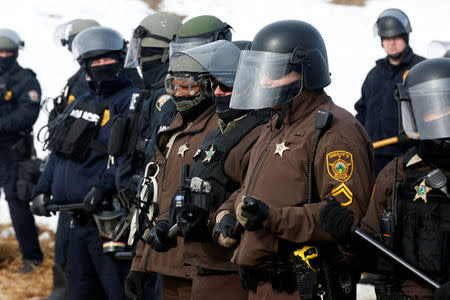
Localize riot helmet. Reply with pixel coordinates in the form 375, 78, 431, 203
173, 40, 244, 122
374, 9, 411, 40
72, 27, 127, 85
0, 29, 24, 51
53, 19, 100, 51
124, 12, 182, 68
230, 20, 330, 110
169, 15, 232, 57
395, 58, 450, 140
0, 29, 23, 73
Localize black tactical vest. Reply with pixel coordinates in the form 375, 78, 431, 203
188, 109, 270, 211
394, 153, 450, 282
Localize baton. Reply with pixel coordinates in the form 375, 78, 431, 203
47, 203, 84, 212
350, 225, 440, 290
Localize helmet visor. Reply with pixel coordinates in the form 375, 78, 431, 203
427, 40, 450, 58
72, 27, 124, 61
173, 40, 240, 87
169, 37, 215, 58
229, 50, 302, 110
402, 77, 450, 140
124, 34, 142, 68
53, 20, 81, 47
373, 9, 411, 38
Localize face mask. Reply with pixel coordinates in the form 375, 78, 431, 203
214, 94, 232, 113
88, 62, 122, 83
0, 52, 17, 73
173, 94, 213, 122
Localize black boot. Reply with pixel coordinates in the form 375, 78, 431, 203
43, 264, 68, 300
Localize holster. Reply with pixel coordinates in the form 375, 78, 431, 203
238, 256, 297, 294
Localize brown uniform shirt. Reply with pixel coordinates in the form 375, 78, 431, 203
131, 105, 219, 279
184, 120, 267, 271
231, 90, 374, 267
360, 151, 448, 299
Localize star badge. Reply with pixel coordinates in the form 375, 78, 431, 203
274, 141, 290, 158
414, 179, 432, 203
202, 145, 216, 163
178, 143, 189, 157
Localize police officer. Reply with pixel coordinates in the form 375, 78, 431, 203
0, 29, 43, 274
115, 12, 182, 195
32, 26, 140, 300
320, 58, 450, 300
164, 40, 269, 299
222, 20, 374, 298
38, 19, 101, 300
355, 8, 425, 175
125, 15, 232, 300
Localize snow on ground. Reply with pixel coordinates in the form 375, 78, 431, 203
0, 0, 448, 298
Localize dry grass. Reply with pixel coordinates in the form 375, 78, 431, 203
0, 224, 55, 300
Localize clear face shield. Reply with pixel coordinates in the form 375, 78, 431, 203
427, 40, 450, 58
53, 20, 81, 47
373, 9, 412, 37
399, 78, 450, 140
229, 50, 303, 110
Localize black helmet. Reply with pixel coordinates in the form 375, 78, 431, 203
230, 20, 330, 110
396, 58, 450, 140
374, 8, 411, 39
72, 26, 126, 63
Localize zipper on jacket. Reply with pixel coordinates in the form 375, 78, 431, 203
233, 123, 285, 264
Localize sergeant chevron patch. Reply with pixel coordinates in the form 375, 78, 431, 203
331, 183, 353, 206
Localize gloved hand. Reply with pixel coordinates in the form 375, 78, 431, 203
124, 271, 149, 300
143, 220, 177, 252
212, 211, 240, 248
178, 204, 209, 241
30, 194, 51, 217
319, 196, 355, 243
83, 186, 106, 213
434, 281, 450, 300
236, 196, 269, 231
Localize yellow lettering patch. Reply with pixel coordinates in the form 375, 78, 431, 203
331, 183, 353, 206
101, 109, 110, 126
155, 94, 171, 112
326, 150, 353, 182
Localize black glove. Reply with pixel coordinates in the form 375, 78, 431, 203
143, 220, 177, 252
83, 186, 106, 213
238, 196, 269, 231
16, 158, 42, 201
31, 194, 51, 217
434, 282, 450, 300
178, 204, 209, 241
319, 196, 354, 243
212, 213, 240, 247
124, 271, 149, 300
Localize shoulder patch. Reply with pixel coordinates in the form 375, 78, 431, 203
326, 150, 353, 182
101, 109, 110, 126
28, 90, 40, 102
4, 91, 12, 101
155, 94, 171, 112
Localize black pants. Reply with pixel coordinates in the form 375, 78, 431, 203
0, 151, 43, 262
65, 223, 130, 300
